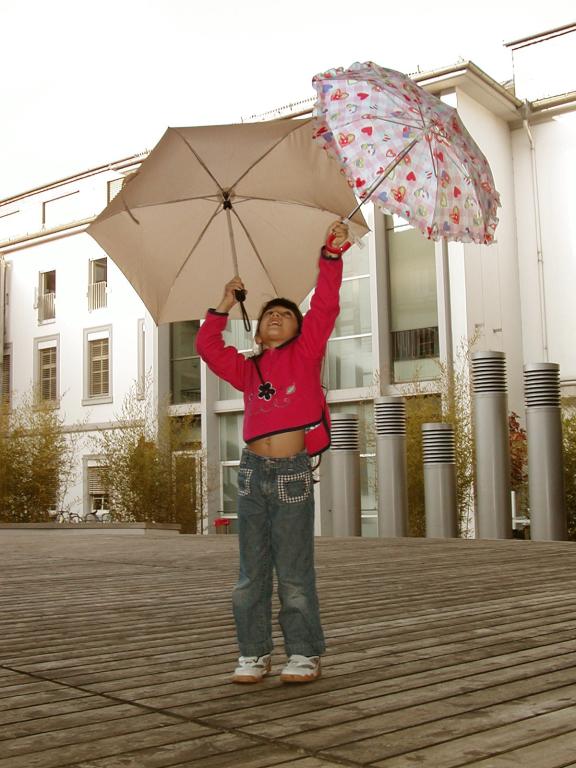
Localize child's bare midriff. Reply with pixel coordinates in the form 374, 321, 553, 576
248, 429, 306, 458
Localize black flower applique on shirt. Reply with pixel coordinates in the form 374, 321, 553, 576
258, 381, 276, 401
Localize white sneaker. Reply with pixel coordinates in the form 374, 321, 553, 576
232, 655, 272, 684
280, 655, 321, 683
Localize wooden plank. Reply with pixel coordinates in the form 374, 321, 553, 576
0, 722, 219, 768
66, 738, 300, 768
368, 713, 576, 767
321, 695, 576, 764
2, 533, 576, 768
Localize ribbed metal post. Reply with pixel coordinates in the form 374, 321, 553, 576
471, 351, 512, 539
422, 423, 458, 538
524, 363, 567, 540
329, 413, 361, 536
375, 397, 408, 537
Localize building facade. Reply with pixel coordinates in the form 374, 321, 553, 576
1, 26, 575, 533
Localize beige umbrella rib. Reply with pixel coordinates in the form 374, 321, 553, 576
230, 118, 313, 190
230, 206, 279, 296
171, 203, 223, 284
172, 128, 225, 192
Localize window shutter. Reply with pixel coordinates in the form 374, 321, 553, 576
39, 347, 57, 401
1, 353, 9, 406
87, 466, 106, 494
107, 178, 124, 202
89, 338, 109, 397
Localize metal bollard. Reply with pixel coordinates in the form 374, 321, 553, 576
471, 351, 512, 539
329, 413, 361, 536
524, 363, 567, 540
375, 397, 408, 537
422, 423, 458, 538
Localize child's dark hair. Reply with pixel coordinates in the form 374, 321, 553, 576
256, 298, 304, 335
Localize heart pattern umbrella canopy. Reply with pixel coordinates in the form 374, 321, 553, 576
312, 62, 500, 244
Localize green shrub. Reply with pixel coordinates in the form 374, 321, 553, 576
0, 394, 77, 521
93, 381, 200, 529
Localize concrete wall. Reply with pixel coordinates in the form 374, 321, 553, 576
511, 111, 576, 389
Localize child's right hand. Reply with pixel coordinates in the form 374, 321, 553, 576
216, 276, 246, 313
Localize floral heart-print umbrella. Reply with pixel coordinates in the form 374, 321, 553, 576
312, 61, 500, 244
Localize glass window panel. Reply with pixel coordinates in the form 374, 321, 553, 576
219, 378, 244, 400
388, 222, 438, 332
333, 278, 371, 337
342, 238, 370, 278
326, 336, 372, 389
361, 455, 377, 512
171, 321, 199, 359
214, 320, 252, 400
171, 415, 202, 449
222, 465, 239, 514
393, 357, 440, 383
172, 358, 200, 403
90, 258, 107, 284
361, 515, 378, 538
171, 321, 200, 404
219, 412, 244, 462
222, 319, 254, 352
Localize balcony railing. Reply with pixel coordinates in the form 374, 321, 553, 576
392, 326, 439, 361
38, 292, 55, 322
88, 281, 107, 310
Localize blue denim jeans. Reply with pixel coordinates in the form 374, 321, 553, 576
233, 448, 326, 658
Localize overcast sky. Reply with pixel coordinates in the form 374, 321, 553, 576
0, 0, 573, 200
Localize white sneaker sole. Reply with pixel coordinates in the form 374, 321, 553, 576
232, 672, 268, 684
232, 662, 271, 684
280, 669, 321, 684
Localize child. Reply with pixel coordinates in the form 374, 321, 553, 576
196, 220, 350, 684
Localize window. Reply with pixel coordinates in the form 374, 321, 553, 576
107, 178, 124, 203
90, 339, 109, 397
170, 321, 201, 404
219, 412, 244, 524
218, 320, 254, 400
326, 242, 373, 391
83, 327, 112, 404
88, 258, 107, 310
87, 465, 109, 517
137, 319, 145, 399
2, 347, 10, 408
42, 191, 80, 228
37, 270, 56, 322
34, 336, 59, 405
330, 401, 377, 536
386, 216, 439, 382
0, 209, 19, 241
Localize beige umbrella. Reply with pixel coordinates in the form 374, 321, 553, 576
87, 119, 368, 325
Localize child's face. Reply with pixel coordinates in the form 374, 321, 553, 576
256, 306, 300, 348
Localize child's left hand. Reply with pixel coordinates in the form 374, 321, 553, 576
326, 220, 349, 248
324, 220, 350, 255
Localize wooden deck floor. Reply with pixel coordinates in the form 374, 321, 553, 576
1, 532, 576, 768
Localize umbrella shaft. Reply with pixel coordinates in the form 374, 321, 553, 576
225, 207, 240, 276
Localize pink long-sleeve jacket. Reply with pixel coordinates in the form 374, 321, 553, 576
196, 254, 343, 456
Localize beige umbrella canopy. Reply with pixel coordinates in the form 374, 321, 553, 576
88, 119, 369, 324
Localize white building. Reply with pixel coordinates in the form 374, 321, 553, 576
1, 24, 575, 533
